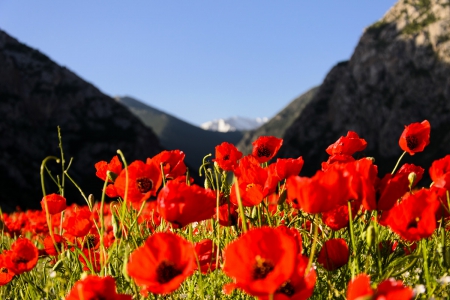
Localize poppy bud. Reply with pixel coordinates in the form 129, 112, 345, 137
366, 225, 374, 250
204, 169, 213, 189
107, 170, 118, 182
366, 157, 375, 163
408, 172, 417, 190
88, 194, 95, 208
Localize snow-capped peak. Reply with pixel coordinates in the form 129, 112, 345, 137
200, 116, 268, 132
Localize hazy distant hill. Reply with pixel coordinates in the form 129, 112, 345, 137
116, 96, 243, 168
280, 0, 450, 176
0, 30, 164, 211
236, 87, 318, 155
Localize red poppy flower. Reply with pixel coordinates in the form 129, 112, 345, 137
127, 232, 196, 295
65, 275, 131, 300
347, 274, 413, 300
148, 150, 187, 179
43, 234, 66, 256
104, 184, 119, 198
322, 154, 356, 171
95, 155, 123, 182
258, 255, 316, 300
215, 200, 238, 227
222, 226, 298, 297
63, 208, 93, 237
114, 160, 162, 204
286, 166, 353, 214
347, 274, 374, 300
398, 120, 430, 155
379, 188, 440, 241
231, 156, 269, 207
213, 142, 243, 171
277, 226, 303, 254
0, 254, 15, 286
264, 157, 304, 196
429, 154, 450, 190
41, 193, 67, 215
325, 158, 378, 212
4, 238, 39, 275
81, 231, 100, 250
157, 180, 216, 228
326, 131, 367, 156
194, 239, 218, 274
322, 203, 359, 231
252, 136, 283, 164
377, 163, 424, 211
317, 238, 349, 271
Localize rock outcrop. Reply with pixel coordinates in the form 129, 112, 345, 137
0, 30, 164, 211
280, 0, 450, 177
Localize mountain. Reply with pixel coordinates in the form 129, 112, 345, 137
200, 116, 268, 132
0, 30, 164, 211
116, 96, 243, 169
279, 0, 450, 177
236, 87, 318, 155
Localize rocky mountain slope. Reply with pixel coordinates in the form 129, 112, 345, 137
116, 96, 243, 169
0, 30, 164, 211
279, 0, 450, 177
236, 86, 318, 155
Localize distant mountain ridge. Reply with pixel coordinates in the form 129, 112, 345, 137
0, 30, 164, 211
116, 96, 243, 169
200, 116, 268, 132
236, 87, 318, 155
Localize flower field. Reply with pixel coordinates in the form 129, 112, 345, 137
1, 120, 450, 299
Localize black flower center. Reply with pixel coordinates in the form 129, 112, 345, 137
223, 154, 230, 161
0, 267, 8, 273
85, 234, 97, 248
12, 255, 29, 264
257, 145, 272, 158
252, 256, 274, 280
156, 260, 182, 284
136, 177, 153, 193
277, 281, 295, 296
406, 135, 419, 150
406, 217, 420, 229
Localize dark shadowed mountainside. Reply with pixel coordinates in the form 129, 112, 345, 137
279, 0, 450, 178
0, 30, 164, 211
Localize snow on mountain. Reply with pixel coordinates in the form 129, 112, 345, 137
201, 116, 268, 132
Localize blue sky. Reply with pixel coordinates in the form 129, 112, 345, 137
0, 1, 396, 126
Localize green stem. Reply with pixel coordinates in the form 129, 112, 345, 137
372, 211, 383, 277
57, 126, 66, 196
117, 150, 129, 219
347, 201, 359, 277
306, 215, 319, 275
64, 171, 89, 207
233, 176, 248, 233
40, 156, 60, 197
422, 239, 432, 295
391, 151, 407, 175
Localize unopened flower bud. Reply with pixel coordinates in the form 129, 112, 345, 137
366, 225, 374, 249
204, 177, 213, 189
88, 194, 95, 208
365, 157, 375, 163
408, 172, 417, 190
107, 170, 118, 182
